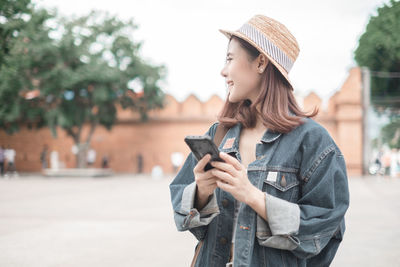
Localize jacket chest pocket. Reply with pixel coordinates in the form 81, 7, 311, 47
262, 170, 300, 202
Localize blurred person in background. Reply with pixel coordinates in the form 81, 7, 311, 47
390, 148, 399, 178
382, 148, 391, 176
171, 152, 184, 173
137, 153, 143, 173
0, 145, 5, 177
40, 144, 49, 170
86, 148, 96, 167
4, 145, 17, 178
101, 155, 109, 168
170, 15, 349, 267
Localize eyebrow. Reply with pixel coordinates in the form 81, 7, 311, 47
226, 52, 234, 56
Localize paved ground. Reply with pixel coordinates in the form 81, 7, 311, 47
0, 174, 399, 267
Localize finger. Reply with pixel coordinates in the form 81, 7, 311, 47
193, 154, 211, 173
201, 167, 219, 179
196, 172, 218, 183
210, 161, 237, 176
206, 181, 218, 187
196, 178, 217, 188
211, 169, 234, 184
219, 152, 243, 171
216, 179, 234, 193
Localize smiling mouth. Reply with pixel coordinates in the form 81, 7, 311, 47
226, 81, 234, 87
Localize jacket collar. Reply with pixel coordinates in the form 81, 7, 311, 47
260, 111, 295, 143
260, 130, 282, 143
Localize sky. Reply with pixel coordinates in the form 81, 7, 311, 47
35, 0, 390, 103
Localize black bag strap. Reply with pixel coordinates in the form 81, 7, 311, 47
213, 123, 229, 147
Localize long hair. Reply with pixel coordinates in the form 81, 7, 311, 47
217, 36, 318, 133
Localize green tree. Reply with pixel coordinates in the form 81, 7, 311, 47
381, 117, 400, 148
0, 0, 32, 67
354, 0, 400, 149
0, 1, 49, 134
0, 8, 166, 167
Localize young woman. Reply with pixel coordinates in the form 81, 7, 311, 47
170, 15, 349, 267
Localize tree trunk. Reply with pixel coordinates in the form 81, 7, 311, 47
75, 143, 88, 169
67, 121, 97, 168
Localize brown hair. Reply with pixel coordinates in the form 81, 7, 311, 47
217, 36, 318, 133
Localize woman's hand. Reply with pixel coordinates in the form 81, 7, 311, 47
193, 154, 218, 209
210, 152, 262, 206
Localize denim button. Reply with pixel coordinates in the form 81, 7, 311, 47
220, 237, 227, 245
222, 199, 229, 207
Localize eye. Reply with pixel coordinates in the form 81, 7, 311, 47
225, 57, 232, 62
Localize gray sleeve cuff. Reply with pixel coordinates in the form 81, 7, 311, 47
265, 193, 300, 235
179, 182, 220, 228
256, 193, 301, 250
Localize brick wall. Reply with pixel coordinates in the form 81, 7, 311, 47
0, 68, 363, 175
302, 67, 363, 175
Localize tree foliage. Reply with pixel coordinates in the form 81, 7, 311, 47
0, 0, 32, 67
355, 0, 400, 110
354, 0, 400, 149
0, 5, 166, 166
381, 117, 400, 148
0, 0, 38, 133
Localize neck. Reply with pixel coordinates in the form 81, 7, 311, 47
256, 118, 267, 131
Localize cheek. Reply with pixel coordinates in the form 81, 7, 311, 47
247, 72, 261, 89
231, 64, 249, 85
232, 68, 258, 91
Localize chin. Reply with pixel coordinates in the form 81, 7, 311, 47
228, 95, 244, 103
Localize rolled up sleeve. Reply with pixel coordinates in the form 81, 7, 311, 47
169, 122, 221, 240
265, 193, 300, 235
256, 145, 349, 258
180, 181, 220, 228
291, 147, 349, 259
256, 195, 301, 250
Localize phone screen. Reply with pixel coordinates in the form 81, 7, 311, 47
184, 135, 223, 171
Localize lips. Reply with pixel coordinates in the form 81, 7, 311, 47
226, 80, 234, 87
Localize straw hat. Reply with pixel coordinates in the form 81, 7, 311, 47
219, 15, 299, 89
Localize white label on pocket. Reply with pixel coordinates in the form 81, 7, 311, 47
267, 171, 278, 182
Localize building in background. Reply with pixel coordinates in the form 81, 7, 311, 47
0, 67, 365, 175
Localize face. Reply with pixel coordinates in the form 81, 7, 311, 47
220, 38, 267, 103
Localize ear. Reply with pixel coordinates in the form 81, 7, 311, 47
257, 54, 269, 74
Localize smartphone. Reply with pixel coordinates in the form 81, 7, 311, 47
184, 135, 223, 171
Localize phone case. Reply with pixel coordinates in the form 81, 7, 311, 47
184, 135, 223, 171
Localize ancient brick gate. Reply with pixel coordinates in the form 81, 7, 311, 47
0, 68, 364, 175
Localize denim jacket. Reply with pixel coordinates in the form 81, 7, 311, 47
170, 118, 350, 267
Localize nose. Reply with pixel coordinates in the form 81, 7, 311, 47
220, 64, 227, 77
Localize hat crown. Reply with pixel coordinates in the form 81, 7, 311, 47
246, 15, 299, 63
219, 14, 299, 88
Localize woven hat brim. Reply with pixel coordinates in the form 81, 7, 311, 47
219, 29, 294, 90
